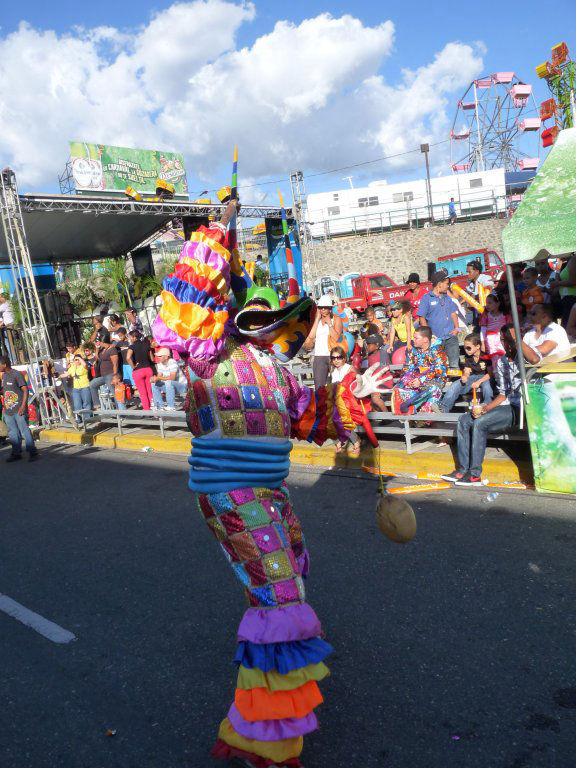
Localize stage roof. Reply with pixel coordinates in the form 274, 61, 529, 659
0, 194, 288, 265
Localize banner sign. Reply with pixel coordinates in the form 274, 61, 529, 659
69, 141, 188, 198
525, 373, 576, 494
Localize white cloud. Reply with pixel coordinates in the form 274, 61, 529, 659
0, 2, 484, 194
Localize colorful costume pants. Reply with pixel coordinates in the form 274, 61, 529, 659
197, 483, 331, 767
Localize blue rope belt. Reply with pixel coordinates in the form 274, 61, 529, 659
188, 437, 292, 494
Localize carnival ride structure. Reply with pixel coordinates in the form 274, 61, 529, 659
536, 42, 576, 148
451, 72, 540, 173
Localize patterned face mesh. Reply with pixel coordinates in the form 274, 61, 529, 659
184, 339, 292, 438
197, 483, 306, 608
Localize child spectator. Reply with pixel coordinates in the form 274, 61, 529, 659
439, 333, 493, 412
521, 267, 545, 312
111, 373, 129, 411
479, 293, 509, 362
387, 300, 414, 357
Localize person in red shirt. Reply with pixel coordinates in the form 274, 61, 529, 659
404, 273, 427, 321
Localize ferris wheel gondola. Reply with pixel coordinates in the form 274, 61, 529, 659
450, 72, 540, 173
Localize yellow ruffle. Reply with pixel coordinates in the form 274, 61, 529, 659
178, 256, 229, 297
159, 292, 228, 341
188, 230, 232, 263
218, 718, 303, 761
236, 662, 330, 692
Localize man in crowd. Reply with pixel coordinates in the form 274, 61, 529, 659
404, 273, 427, 321
465, 260, 494, 330
417, 270, 461, 369
0, 355, 38, 462
448, 197, 457, 225
442, 325, 519, 487
150, 348, 187, 411
520, 303, 571, 363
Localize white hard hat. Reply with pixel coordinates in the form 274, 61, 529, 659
317, 294, 334, 308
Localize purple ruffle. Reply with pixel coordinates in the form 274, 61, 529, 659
227, 703, 318, 741
288, 385, 312, 422
237, 603, 321, 644
152, 315, 226, 360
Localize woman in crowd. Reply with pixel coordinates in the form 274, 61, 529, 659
391, 326, 447, 415
126, 330, 155, 410
304, 295, 343, 389
107, 314, 124, 342
440, 332, 492, 413
328, 344, 362, 457
387, 300, 414, 358
58, 353, 92, 423
479, 293, 509, 362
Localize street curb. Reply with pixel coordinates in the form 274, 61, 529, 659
39, 427, 532, 484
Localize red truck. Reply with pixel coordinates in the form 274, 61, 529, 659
339, 249, 504, 315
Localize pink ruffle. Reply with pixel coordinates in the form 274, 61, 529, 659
227, 703, 318, 741
237, 603, 321, 644
180, 239, 231, 282
152, 315, 226, 360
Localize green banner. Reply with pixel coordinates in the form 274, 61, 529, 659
69, 141, 188, 198
525, 372, 576, 494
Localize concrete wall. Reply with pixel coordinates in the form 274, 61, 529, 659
309, 217, 508, 284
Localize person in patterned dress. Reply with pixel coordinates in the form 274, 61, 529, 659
390, 326, 448, 415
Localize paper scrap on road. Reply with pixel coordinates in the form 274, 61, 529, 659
0, 593, 77, 644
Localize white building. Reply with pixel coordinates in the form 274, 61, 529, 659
306, 168, 506, 238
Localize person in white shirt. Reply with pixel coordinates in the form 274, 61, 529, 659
521, 304, 571, 364
150, 347, 187, 410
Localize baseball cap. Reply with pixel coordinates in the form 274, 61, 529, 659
364, 334, 382, 346
390, 301, 403, 310
431, 269, 449, 286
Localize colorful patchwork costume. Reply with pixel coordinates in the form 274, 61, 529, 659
153, 215, 375, 767
391, 339, 448, 414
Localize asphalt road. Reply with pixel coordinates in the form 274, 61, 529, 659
1, 441, 575, 768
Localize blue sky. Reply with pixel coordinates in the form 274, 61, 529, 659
1, 1, 575, 199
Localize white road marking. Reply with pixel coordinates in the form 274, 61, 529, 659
0, 593, 77, 644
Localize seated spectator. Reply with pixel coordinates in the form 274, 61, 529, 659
329, 345, 362, 457
442, 325, 521, 486
465, 260, 494, 330
536, 260, 555, 304
520, 303, 571, 363
89, 339, 120, 409
58, 353, 92, 423
391, 327, 447, 415
521, 267, 545, 313
364, 306, 386, 340
111, 372, 130, 411
150, 347, 186, 411
360, 334, 392, 411
440, 333, 493, 413
479, 293, 509, 361
386, 300, 414, 357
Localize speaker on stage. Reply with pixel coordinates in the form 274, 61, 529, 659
183, 215, 210, 240
132, 246, 155, 276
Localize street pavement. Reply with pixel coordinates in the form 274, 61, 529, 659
1, 441, 575, 768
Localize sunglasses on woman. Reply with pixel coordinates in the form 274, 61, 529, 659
330, 355, 344, 360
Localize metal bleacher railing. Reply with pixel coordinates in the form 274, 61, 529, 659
309, 193, 510, 239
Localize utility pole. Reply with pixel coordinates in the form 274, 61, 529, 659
342, 176, 354, 189
420, 143, 433, 223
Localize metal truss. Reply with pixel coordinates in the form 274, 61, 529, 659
0, 169, 71, 427
19, 194, 290, 220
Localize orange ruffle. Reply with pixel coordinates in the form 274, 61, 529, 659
178, 257, 229, 297
159, 291, 228, 341
217, 718, 303, 762
235, 680, 323, 721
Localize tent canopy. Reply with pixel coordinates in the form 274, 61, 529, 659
502, 127, 576, 265
0, 194, 286, 266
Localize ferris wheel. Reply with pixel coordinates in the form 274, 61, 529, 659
450, 72, 541, 173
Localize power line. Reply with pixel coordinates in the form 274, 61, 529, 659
189, 138, 452, 198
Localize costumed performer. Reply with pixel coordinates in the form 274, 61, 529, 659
152, 198, 389, 768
